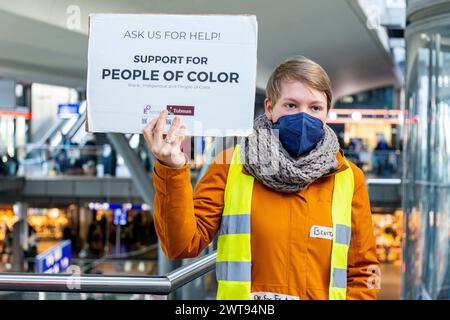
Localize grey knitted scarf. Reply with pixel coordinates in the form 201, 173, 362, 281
239, 113, 340, 193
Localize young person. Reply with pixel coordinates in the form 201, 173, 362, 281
144, 56, 380, 300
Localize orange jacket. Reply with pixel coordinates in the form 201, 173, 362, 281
153, 147, 380, 300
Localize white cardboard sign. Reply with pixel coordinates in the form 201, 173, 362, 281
86, 14, 258, 136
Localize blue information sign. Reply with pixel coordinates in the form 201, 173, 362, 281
35, 240, 71, 273
57, 103, 80, 118
113, 207, 127, 226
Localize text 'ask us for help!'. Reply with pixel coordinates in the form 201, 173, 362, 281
124, 30, 222, 41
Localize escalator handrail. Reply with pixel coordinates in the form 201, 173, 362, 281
80, 244, 158, 273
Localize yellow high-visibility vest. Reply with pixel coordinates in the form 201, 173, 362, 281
216, 144, 354, 300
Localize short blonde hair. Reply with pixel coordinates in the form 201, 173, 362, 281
266, 56, 332, 110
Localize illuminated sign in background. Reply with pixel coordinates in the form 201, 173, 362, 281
57, 103, 80, 119
35, 240, 71, 273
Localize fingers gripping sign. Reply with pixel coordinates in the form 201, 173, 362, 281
143, 109, 188, 168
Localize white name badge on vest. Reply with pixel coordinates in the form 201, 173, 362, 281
250, 292, 300, 300
309, 225, 333, 241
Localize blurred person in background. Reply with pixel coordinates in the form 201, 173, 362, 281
0, 152, 19, 176
65, 140, 84, 175
374, 133, 389, 151
24, 225, 37, 272
86, 218, 105, 258
102, 144, 117, 176
0, 154, 7, 176
1, 226, 13, 270
62, 221, 80, 256
345, 138, 363, 168
55, 134, 71, 175
373, 133, 391, 175
130, 212, 145, 250
81, 134, 98, 176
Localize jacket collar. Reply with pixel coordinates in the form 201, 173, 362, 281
321, 149, 349, 177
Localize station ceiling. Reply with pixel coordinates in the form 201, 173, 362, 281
0, 0, 399, 102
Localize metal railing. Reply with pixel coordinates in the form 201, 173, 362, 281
14, 144, 127, 178
1, 142, 208, 179
0, 251, 217, 295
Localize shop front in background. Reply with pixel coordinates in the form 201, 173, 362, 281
0, 204, 72, 271
85, 202, 157, 258
372, 209, 403, 265
27, 207, 70, 253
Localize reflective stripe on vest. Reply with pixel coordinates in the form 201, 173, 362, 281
216, 144, 354, 300
329, 157, 354, 300
216, 144, 253, 300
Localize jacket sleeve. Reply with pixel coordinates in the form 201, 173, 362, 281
152, 149, 230, 259
346, 163, 381, 300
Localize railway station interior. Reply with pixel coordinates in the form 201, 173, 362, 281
0, 0, 449, 300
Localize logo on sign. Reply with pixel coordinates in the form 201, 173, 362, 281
143, 104, 152, 114
166, 105, 195, 116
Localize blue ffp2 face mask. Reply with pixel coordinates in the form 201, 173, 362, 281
272, 112, 325, 157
